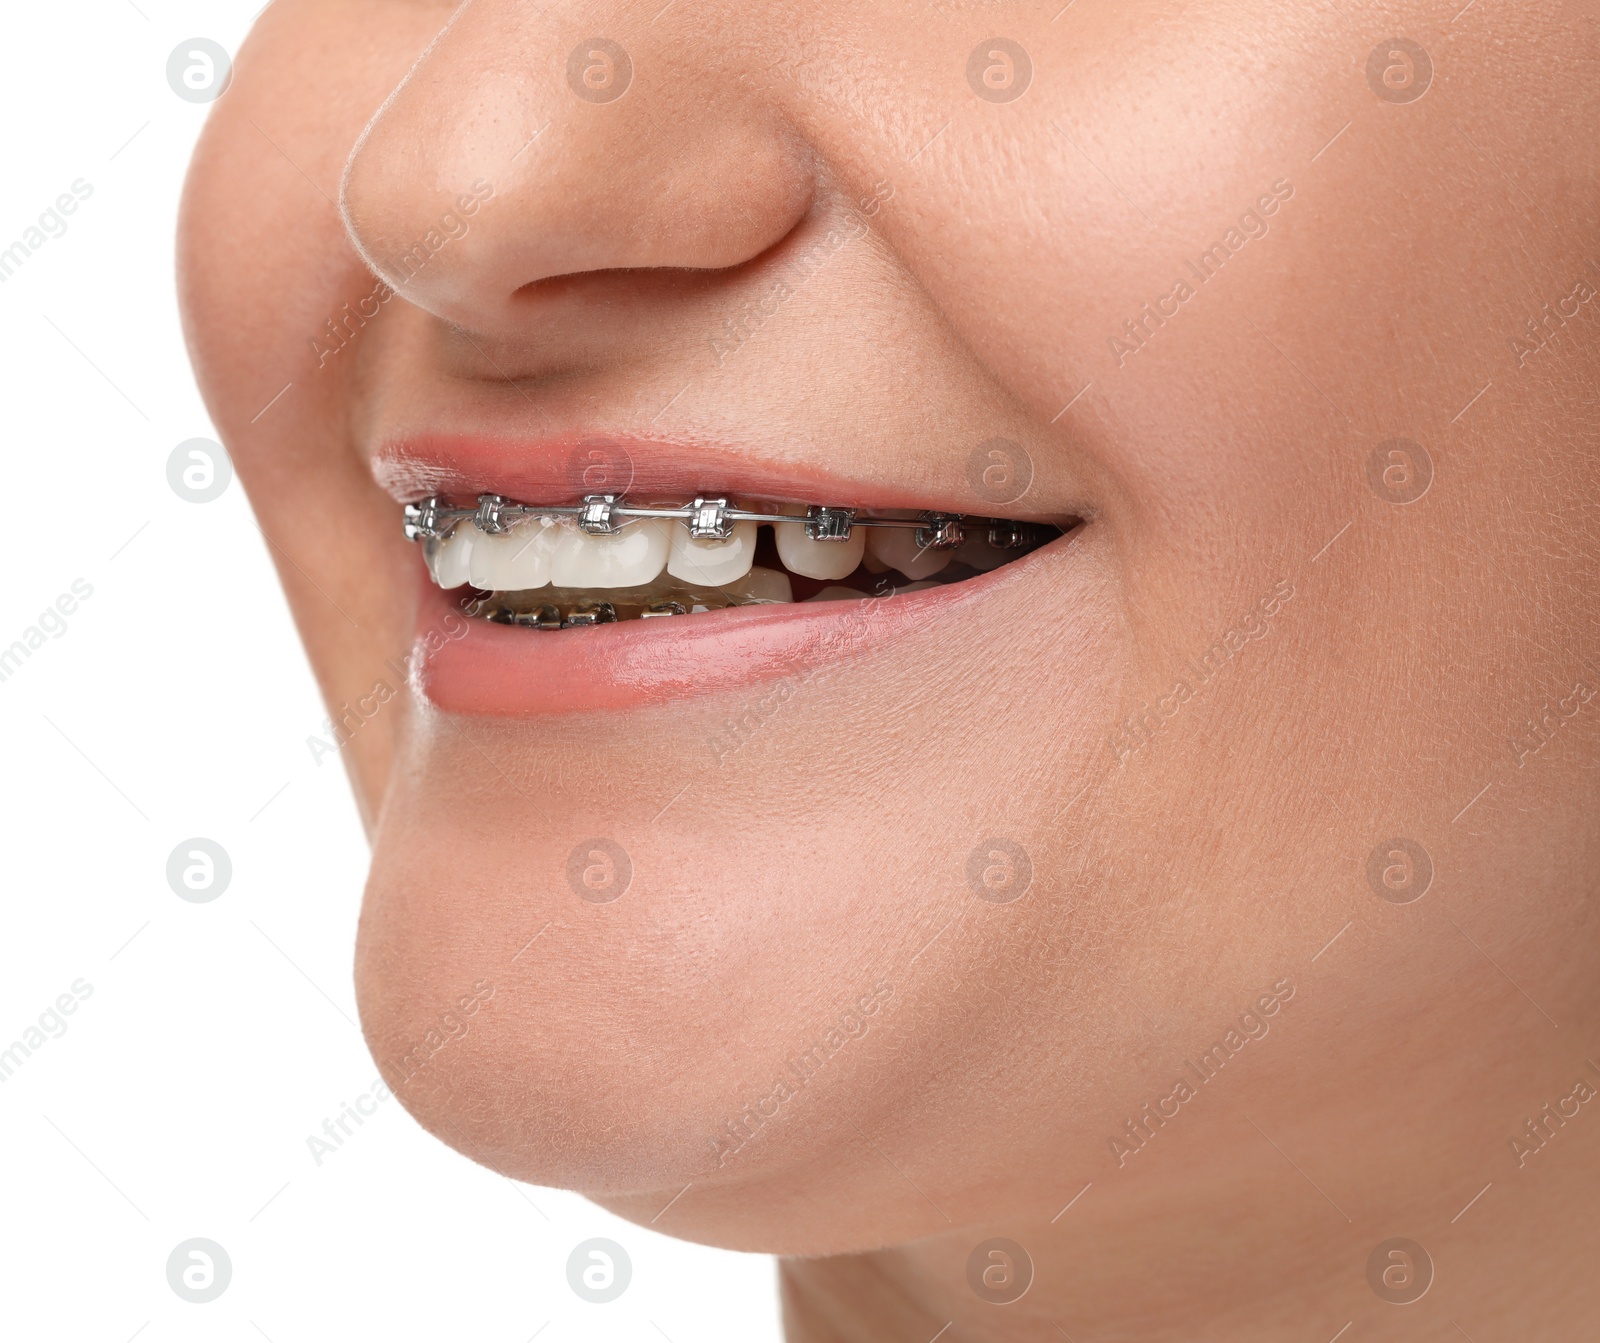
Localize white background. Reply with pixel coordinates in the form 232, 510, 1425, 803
0, 5, 782, 1338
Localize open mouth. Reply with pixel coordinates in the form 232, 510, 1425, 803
405, 493, 1061, 627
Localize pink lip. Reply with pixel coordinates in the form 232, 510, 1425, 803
412, 539, 1068, 717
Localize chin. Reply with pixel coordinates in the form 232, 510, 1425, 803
348, 786, 926, 1254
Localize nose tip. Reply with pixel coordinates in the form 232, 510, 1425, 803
339, 14, 816, 332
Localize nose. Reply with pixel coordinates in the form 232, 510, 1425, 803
340, 2, 816, 332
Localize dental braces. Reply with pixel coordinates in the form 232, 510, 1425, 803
467, 596, 747, 628
402, 493, 1046, 551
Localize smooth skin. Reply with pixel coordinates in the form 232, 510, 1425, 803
179, 1, 1600, 1338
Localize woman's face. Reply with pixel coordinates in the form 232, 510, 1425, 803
180, 0, 1598, 1265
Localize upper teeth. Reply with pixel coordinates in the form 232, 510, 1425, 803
668, 518, 760, 585
552, 517, 672, 588
773, 502, 865, 581
410, 493, 1049, 597
463, 516, 561, 589
864, 522, 952, 581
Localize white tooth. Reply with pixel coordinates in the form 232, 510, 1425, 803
954, 530, 1010, 572
865, 525, 953, 581
774, 512, 866, 581
717, 565, 792, 603
552, 518, 671, 588
802, 585, 865, 603
431, 529, 476, 588
667, 519, 757, 586
467, 518, 560, 590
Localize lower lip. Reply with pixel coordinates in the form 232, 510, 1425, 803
411, 541, 1065, 717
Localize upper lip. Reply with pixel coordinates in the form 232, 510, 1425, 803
374, 432, 1069, 521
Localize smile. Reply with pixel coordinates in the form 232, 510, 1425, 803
405, 492, 1059, 627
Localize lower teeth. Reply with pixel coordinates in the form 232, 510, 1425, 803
468, 583, 785, 628
465, 568, 999, 627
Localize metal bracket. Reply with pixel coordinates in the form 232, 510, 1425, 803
687, 497, 735, 540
